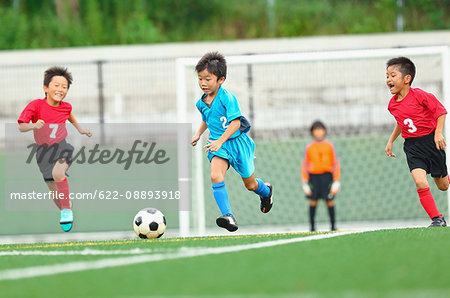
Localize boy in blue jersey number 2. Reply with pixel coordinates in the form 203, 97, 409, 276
191, 52, 273, 232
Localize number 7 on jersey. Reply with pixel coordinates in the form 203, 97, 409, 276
49, 123, 59, 138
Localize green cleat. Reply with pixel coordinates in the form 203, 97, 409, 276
60, 208, 73, 232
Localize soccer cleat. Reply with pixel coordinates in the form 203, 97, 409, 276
260, 183, 273, 213
60, 208, 73, 232
428, 216, 447, 227
216, 214, 238, 232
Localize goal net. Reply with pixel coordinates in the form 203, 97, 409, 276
176, 46, 450, 236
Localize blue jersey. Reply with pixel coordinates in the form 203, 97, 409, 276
196, 86, 250, 140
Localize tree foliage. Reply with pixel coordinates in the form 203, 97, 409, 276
0, 0, 448, 50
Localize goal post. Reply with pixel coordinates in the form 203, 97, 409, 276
176, 46, 450, 236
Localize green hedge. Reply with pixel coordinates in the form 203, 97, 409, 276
0, 0, 448, 50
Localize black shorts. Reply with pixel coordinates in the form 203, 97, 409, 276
403, 132, 447, 178
307, 172, 334, 200
35, 139, 74, 182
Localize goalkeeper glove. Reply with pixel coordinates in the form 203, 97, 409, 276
302, 182, 312, 196
330, 181, 340, 195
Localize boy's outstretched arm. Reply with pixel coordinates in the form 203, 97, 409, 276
18, 119, 44, 132
205, 118, 240, 153
68, 113, 92, 137
191, 121, 208, 146
434, 114, 446, 150
385, 124, 401, 157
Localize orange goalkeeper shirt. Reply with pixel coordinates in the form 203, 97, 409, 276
301, 139, 341, 182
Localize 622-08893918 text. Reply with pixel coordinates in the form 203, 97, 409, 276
96, 190, 181, 200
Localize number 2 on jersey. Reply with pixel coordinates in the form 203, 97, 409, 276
220, 116, 229, 129
49, 124, 59, 138
404, 118, 417, 133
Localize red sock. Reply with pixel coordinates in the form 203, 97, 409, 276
51, 190, 61, 209
417, 187, 442, 219
55, 178, 71, 210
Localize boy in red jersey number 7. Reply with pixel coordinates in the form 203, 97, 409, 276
385, 57, 447, 227
18, 66, 92, 232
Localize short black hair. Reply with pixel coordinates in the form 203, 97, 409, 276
44, 66, 73, 88
310, 120, 326, 135
195, 51, 227, 80
386, 57, 416, 85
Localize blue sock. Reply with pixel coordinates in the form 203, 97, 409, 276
254, 178, 270, 198
212, 181, 232, 216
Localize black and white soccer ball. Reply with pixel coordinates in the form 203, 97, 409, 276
133, 208, 167, 239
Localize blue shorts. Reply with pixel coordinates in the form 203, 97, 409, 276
207, 133, 255, 178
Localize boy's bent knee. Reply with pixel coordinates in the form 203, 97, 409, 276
52, 159, 68, 181
414, 180, 428, 189
210, 173, 224, 184
438, 184, 449, 191
52, 170, 66, 181
244, 180, 258, 191
433, 175, 449, 191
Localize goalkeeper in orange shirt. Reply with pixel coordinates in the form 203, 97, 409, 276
301, 120, 341, 232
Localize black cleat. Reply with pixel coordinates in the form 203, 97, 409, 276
260, 183, 273, 213
216, 214, 238, 232
428, 216, 447, 227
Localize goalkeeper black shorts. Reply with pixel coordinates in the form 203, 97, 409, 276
307, 172, 333, 200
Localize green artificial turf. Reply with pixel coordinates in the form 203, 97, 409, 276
0, 228, 449, 297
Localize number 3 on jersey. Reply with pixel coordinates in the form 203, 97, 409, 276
404, 118, 417, 133
49, 124, 59, 138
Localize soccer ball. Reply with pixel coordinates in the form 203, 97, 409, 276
133, 208, 167, 239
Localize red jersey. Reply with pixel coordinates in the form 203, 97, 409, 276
388, 88, 447, 139
18, 98, 72, 145
301, 140, 341, 182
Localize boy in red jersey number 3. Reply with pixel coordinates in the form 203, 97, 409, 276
18, 66, 92, 232
385, 57, 447, 227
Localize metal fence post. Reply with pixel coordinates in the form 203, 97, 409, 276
96, 60, 105, 144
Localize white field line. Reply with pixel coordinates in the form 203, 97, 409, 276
0, 248, 154, 256
0, 230, 366, 281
